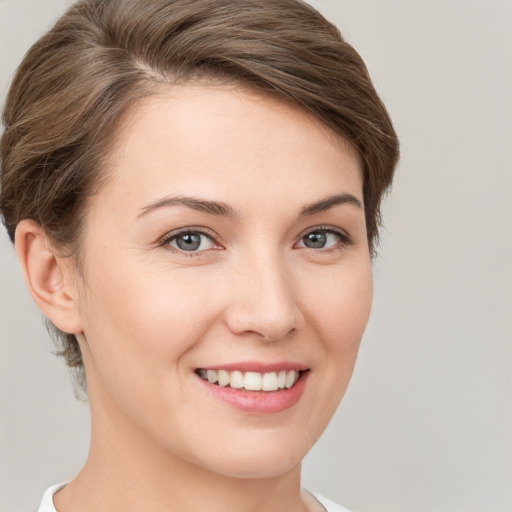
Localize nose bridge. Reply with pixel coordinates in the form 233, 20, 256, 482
225, 244, 301, 341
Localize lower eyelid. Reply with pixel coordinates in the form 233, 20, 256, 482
158, 227, 351, 252
296, 228, 352, 248
159, 227, 218, 245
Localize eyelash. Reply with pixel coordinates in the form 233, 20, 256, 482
158, 227, 221, 257
298, 226, 353, 251
158, 226, 353, 256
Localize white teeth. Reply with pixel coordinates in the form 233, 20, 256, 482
230, 370, 245, 389
285, 370, 297, 389
244, 372, 262, 391
262, 372, 278, 391
207, 370, 218, 384
198, 368, 302, 391
217, 369, 230, 387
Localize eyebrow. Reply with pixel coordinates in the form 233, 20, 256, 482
138, 192, 363, 219
300, 193, 363, 215
138, 195, 236, 218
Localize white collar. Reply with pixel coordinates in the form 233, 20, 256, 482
37, 482, 67, 512
37, 483, 350, 512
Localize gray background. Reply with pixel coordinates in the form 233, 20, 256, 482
0, 1, 511, 511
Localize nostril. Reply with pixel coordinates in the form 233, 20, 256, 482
222, 262, 304, 340
224, 305, 302, 342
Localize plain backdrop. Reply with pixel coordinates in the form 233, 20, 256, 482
0, 1, 511, 511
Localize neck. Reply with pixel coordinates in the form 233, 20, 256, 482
54, 378, 308, 512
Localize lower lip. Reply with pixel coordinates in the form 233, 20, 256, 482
197, 372, 309, 414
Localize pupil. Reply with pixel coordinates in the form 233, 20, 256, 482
177, 233, 201, 251
304, 231, 326, 248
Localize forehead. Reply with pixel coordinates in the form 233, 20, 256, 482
97, 84, 363, 215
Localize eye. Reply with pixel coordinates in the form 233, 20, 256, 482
165, 230, 217, 252
296, 228, 350, 250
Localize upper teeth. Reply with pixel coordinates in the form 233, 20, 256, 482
198, 369, 300, 391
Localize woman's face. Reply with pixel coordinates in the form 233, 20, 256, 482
74, 85, 372, 478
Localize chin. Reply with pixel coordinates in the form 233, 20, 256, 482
187, 428, 313, 480
209, 452, 304, 480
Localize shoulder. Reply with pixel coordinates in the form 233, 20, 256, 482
311, 491, 352, 512
37, 482, 67, 512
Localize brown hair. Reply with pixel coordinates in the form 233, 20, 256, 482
0, 0, 399, 387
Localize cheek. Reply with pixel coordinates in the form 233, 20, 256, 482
78, 259, 219, 387
305, 259, 373, 349
304, 260, 373, 395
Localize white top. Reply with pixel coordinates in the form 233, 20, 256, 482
38, 482, 351, 512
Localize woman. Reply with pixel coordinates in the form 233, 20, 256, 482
0, 0, 399, 510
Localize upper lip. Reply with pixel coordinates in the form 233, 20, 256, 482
196, 361, 309, 373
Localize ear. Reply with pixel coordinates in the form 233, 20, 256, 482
15, 219, 84, 335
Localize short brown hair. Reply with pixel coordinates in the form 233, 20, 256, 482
0, 0, 399, 386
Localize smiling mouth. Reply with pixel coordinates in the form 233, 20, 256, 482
195, 368, 307, 392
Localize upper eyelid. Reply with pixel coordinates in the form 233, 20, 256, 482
159, 226, 220, 245
302, 225, 346, 235
158, 224, 352, 249
294, 228, 353, 253
297, 225, 351, 241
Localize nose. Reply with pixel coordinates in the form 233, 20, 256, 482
224, 251, 304, 342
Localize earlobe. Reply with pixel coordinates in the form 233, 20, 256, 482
15, 219, 83, 335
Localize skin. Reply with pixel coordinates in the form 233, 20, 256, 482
16, 84, 372, 512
